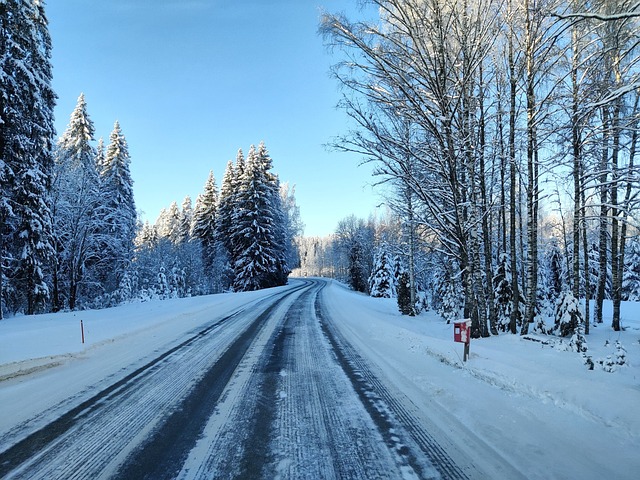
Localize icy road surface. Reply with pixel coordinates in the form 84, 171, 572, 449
0, 279, 500, 479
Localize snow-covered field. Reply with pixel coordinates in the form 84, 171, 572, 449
1, 278, 638, 479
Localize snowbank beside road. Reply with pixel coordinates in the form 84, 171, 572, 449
0, 285, 290, 443
323, 280, 640, 479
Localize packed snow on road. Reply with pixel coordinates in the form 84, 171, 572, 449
0, 278, 638, 479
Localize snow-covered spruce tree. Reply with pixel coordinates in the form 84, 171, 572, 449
493, 253, 514, 332
397, 271, 416, 316
231, 143, 288, 291
51, 93, 101, 311
213, 160, 238, 290
1, 0, 56, 315
179, 195, 193, 245
216, 156, 241, 258
622, 235, 640, 301
98, 121, 137, 297
156, 202, 181, 244
369, 248, 395, 298
553, 291, 584, 339
334, 215, 372, 293
191, 172, 219, 289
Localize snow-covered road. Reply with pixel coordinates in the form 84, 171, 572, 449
1, 278, 638, 479
0, 279, 471, 479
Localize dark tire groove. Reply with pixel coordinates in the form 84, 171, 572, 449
0, 283, 307, 479
237, 285, 318, 479
316, 290, 469, 480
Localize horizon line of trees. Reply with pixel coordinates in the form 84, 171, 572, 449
320, 0, 640, 336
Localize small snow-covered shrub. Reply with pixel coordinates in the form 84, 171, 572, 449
568, 320, 588, 353
586, 340, 628, 372
553, 291, 583, 337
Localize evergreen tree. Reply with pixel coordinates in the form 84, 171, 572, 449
369, 248, 395, 298
51, 93, 100, 310
397, 271, 416, 316
99, 121, 137, 294
95, 137, 106, 174
156, 202, 181, 243
232, 143, 288, 291
191, 172, 218, 275
216, 156, 240, 260
179, 195, 193, 244
553, 291, 584, 338
493, 253, 514, 332
1, 0, 56, 315
349, 240, 368, 293
622, 235, 640, 301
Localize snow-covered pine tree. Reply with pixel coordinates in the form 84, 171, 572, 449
1, 0, 57, 314
216, 156, 240, 260
369, 248, 395, 298
548, 243, 564, 302
179, 196, 193, 244
95, 137, 106, 174
334, 215, 372, 293
553, 291, 584, 338
622, 235, 640, 300
99, 121, 137, 296
493, 253, 519, 332
231, 143, 288, 291
51, 93, 101, 310
214, 159, 239, 290
191, 172, 218, 276
156, 202, 181, 244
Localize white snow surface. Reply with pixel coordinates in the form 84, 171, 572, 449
1, 278, 638, 479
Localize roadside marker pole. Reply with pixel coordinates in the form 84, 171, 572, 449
81, 320, 85, 344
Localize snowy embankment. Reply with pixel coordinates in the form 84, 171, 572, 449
0, 286, 289, 442
322, 280, 640, 479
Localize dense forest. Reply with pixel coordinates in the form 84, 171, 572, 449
294, 0, 640, 339
0, 2, 300, 317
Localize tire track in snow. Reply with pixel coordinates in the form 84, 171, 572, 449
175, 280, 312, 479
178, 280, 407, 479
0, 283, 308, 479
316, 287, 468, 480
268, 281, 406, 479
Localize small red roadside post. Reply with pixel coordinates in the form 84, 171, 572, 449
80, 319, 85, 344
453, 319, 471, 361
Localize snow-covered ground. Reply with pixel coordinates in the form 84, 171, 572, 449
0, 286, 289, 443
1, 278, 638, 479
323, 280, 640, 479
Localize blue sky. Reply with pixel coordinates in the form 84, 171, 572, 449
47, 1, 381, 237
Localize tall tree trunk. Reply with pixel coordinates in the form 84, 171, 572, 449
610, 99, 621, 331
595, 106, 610, 324
613, 94, 639, 331
406, 185, 417, 310
522, 0, 538, 334
508, 0, 520, 334
571, 20, 581, 299
479, 64, 498, 335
